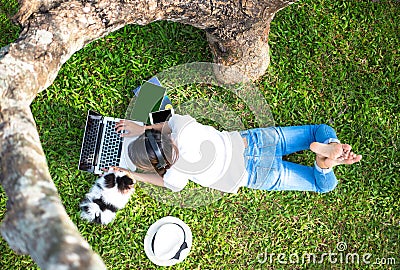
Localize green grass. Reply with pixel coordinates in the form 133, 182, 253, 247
1, 0, 399, 269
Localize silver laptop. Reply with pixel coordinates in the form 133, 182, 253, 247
78, 110, 140, 175
78, 80, 167, 175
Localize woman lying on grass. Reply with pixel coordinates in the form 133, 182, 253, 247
111, 114, 362, 194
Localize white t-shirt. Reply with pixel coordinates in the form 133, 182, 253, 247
163, 114, 247, 193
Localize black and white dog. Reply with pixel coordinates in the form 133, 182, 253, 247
80, 170, 135, 225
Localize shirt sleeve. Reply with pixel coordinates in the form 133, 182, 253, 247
163, 166, 189, 192
168, 114, 195, 135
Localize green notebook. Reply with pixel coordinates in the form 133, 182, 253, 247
131, 82, 166, 124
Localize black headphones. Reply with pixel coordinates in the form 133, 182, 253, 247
145, 129, 167, 170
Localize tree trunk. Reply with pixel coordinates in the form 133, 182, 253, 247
0, 0, 296, 268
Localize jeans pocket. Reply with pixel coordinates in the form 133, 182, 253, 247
258, 128, 279, 148
253, 165, 272, 189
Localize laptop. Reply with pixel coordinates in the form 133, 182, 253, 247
78, 110, 142, 175
78, 81, 167, 175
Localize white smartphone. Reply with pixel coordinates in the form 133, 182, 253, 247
149, 108, 174, 124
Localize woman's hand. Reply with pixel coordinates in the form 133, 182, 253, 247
115, 119, 145, 137
108, 166, 136, 181
150, 122, 172, 134
107, 167, 165, 187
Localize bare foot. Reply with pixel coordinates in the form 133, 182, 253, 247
342, 144, 352, 152
317, 152, 362, 168
338, 144, 352, 160
310, 142, 343, 159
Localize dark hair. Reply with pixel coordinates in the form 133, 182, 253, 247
127, 129, 179, 176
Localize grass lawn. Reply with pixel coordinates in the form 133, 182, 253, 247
1, 0, 399, 269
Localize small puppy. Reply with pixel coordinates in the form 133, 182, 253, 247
80, 170, 135, 225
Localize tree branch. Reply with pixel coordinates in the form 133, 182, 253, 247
0, 0, 296, 268
0, 105, 106, 269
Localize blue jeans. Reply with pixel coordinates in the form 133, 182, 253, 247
240, 125, 340, 193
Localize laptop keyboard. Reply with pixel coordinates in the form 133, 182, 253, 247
79, 116, 102, 171
98, 120, 123, 170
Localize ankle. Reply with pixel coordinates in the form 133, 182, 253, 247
316, 156, 330, 169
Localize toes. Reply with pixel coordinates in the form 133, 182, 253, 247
342, 144, 352, 152
332, 144, 344, 159
344, 154, 362, 164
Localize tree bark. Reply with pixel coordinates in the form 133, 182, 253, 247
0, 0, 296, 268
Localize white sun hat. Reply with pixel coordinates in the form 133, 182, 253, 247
144, 216, 192, 266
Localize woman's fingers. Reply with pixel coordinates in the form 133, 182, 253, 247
115, 120, 130, 136
116, 126, 127, 133
110, 166, 128, 173
115, 119, 125, 126
109, 166, 120, 173
115, 120, 125, 129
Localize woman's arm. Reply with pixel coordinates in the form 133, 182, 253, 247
110, 166, 164, 187
115, 120, 171, 137
149, 122, 171, 133
130, 171, 165, 187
